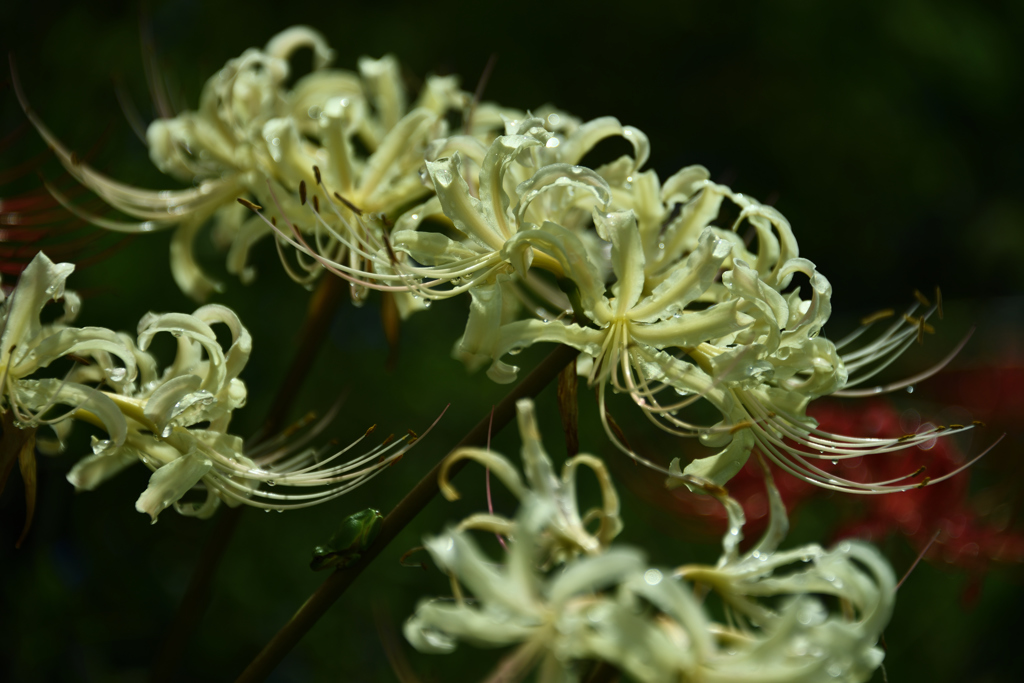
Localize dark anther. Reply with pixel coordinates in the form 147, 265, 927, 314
333, 192, 363, 215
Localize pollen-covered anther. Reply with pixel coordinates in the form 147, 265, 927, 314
860, 308, 896, 326
903, 313, 936, 343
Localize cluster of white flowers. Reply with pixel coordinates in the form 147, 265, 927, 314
20, 26, 976, 496
0, 252, 418, 520
406, 399, 895, 682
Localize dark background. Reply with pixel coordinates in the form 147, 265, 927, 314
1, 1, 1022, 681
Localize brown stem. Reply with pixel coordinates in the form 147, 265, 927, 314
150, 275, 346, 683
235, 344, 580, 683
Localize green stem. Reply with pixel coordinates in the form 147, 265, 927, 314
150, 274, 347, 683
235, 343, 580, 683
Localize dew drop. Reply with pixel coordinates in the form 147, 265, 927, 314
508, 346, 523, 356
644, 569, 663, 585
267, 480, 276, 487
545, 138, 560, 148
906, 385, 915, 394
108, 367, 127, 382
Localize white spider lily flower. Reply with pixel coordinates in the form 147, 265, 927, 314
405, 497, 657, 680
17, 27, 467, 301
1, 253, 136, 448
74, 303, 431, 522
405, 500, 723, 683
283, 121, 614, 309
407, 407, 895, 682
2, 253, 424, 521
670, 469, 895, 682
383, 115, 646, 297
438, 398, 622, 566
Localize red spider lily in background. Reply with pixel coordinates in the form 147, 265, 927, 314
0, 119, 132, 278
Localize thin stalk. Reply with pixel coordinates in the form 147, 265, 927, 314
150, 274, 347, 683
235, 344, 580, 683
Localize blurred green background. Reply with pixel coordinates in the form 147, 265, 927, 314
1, 0, 1022, 681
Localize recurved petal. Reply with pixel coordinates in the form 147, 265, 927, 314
503, 222, 610, 323
548, 547, 645, 606
559, 117, 649, 174
193, 304, 252, 384
143, 374, 208, 435
477, 135, 542, 241
676, 428, 756, 488
514, 399, 561, 503
514, 164, 610, 228
264, 25, 334, 69
487, 319, 604, 384
631, 229, 733, 322
593, 210, 645, 316
454, 282, 505, 372
135, 448, 213, 521
10, 326, 137, 383
66, 440, 139, 491
404, 600, 537, 653
424, 529, 539, 618
14, 379, 128, 450
137, 312, 226, 393
358, 54, 406, 134
428, 153, 503, 252
630, 300, 753, 350
0, 253, 74, 364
